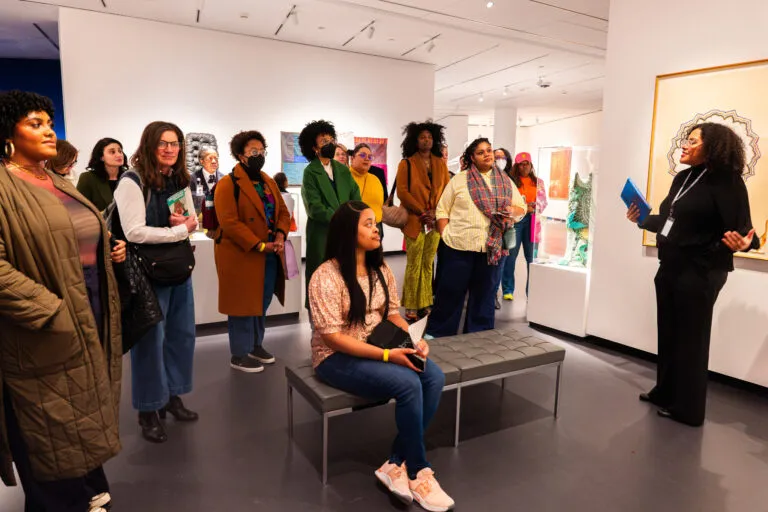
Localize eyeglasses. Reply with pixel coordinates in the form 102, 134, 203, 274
158, 141, 181, 150
66, 160, 78, 169
679, 139, 701, 149
246, 149, 268, 157
355, 153, 374, 161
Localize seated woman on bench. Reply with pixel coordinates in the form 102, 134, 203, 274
308, 201, 455, 512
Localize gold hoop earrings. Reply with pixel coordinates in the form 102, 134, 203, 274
4, 140, 14, 159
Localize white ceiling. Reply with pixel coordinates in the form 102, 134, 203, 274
1, 0, 609, 126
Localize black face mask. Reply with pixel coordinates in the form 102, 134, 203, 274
319, 142, 337, 160
245, 154, 265, 179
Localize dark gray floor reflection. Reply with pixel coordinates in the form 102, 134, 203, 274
2, 255, 768, 511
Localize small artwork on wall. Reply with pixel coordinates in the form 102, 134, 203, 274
280, 131, 308, 186
548, 148, 572, 200
644, 58, 768, 260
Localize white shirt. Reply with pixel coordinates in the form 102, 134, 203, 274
113, 176, 197, 244
202, 169, 216, 185
281, 191, 295, 216
322, 160, 334, 181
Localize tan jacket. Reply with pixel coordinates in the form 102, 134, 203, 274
395, 154, 450, 239
0, 164, 122, 484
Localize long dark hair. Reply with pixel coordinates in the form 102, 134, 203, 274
87, 137, 128, 181
689, 122, 745, 177
401, 120, 446, 158
130, 121, 190, 190
510, 158, 538, 188
461, 137, 491, 170
324, 201, 384, 326
273, 172, 288, 192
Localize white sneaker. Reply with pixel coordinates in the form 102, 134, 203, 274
375, 460, 413, 503
89, 492, 111, 510
409, 468, 455, 511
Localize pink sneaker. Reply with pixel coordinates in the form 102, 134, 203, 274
375, 461, 413, 503
409, 468, 455, 511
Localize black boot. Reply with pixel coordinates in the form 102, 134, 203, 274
159, 395, 199, 422
138, 411, 167, 443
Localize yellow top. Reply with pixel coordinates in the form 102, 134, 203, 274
350, 167, 384, 223
436, 171, 526, 252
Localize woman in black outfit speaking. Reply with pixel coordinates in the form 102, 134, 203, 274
627, 122, 758, 427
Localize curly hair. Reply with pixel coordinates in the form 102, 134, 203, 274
461, 137, 491, 170
400, 120, 446, 159
0, 90, 55, 159
86, 137, 128, 181
298, 120, 336, 161
689, 123, 745, 176
230, 130, 267, 161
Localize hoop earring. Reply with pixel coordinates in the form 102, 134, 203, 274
4, 141, 14, 159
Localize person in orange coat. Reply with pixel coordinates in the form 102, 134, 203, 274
214, 131, 291, 373
396, 121, 450, 321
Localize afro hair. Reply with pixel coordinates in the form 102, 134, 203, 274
0, 90, 55, 159
298, 120, 336, 161
400, 120, 446, 159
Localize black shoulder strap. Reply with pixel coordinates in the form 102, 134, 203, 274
386, 159, 411, 205
123, 170, 150, 207
229, 171, 240, 204
375, 267, 390, 319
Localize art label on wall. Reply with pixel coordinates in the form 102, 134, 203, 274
644, 59, 768, 260
354, 136, 388, 182
280, 131, 308, 186
548, 148, 572, 200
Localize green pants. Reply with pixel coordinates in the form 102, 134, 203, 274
402, 230, 441, 311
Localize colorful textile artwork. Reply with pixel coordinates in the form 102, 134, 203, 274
560, 172, 593, 268
280, 131, 308, 185
644, 59, 768, 260
354, 136, 388, 181
548, 148, 572, 200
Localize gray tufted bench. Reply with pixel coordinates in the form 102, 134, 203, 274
286, 328, 565, 484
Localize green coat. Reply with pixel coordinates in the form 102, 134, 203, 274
301, 159, 360, 306
76, 170, 119, 212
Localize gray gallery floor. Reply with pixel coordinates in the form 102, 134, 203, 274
2, 254, 768, 511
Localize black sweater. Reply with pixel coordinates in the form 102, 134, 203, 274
641, 163, 759, 272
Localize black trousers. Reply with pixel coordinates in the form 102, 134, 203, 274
650, 263, 727, 426
3, 386, 109, 512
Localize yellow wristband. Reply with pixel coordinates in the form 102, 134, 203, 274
383, 349, 390, 363
258, 242, 266, 252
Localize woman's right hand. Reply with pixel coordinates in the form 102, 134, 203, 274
169, 213, 186, 227
389, 348, 422, 372
626, 204, 641, 223
184, 215, 198, 233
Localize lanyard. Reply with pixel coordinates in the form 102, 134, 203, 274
670, 168, 706, 216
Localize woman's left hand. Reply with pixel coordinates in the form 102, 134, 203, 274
110, 239, 127, 264
722, 229, 755, 252
416, 339, 430, 358
273, 232, 285, 255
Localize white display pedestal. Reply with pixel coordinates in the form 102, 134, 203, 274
190, 232, 302, 325
527, 262, 589, 338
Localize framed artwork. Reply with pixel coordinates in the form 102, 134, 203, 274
548, 148, 572, 200
644, 59, 768, 259
280, 131, 308, 186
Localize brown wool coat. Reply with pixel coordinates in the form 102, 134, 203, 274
214, 165, 291, 316
395, 154, 450, 239
0, 164, 122, 485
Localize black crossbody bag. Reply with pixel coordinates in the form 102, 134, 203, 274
366, 268, 426, 371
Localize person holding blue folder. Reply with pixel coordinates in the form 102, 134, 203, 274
626, 123, 758, 427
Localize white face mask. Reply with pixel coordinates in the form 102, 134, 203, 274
495, 158, 508, 169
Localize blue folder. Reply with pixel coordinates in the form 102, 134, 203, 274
620, 178, 651, 223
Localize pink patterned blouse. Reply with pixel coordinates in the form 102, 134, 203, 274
308, 260, 400, 368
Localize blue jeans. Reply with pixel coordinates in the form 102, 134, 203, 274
228, 253, 278, 357
315, 353, 445, 479
501, 213, 533, 296
131, 277, 196, 411
427, 244, 502, 338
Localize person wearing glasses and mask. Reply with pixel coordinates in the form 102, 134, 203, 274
349, 142, 385, 239
214, 131, 291, 373
627, 123, 758, 427
300, 119, 361, 309
113, 121, 199, 443
45, 139, 78, 178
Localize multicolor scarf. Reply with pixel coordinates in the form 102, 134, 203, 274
467, 163, 515, 265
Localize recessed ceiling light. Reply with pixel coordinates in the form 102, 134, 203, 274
239, 12, 249, 19
388, 37, 395, 41
318, 26, 325, 30
503, 86, 509, 96
479, 93, 484, 102
486, 1, 494, 7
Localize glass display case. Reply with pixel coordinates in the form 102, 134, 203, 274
532, 146, 599, 269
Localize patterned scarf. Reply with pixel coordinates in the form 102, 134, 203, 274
467, 163, 514, 265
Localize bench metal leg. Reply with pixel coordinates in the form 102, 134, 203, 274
500, 377, 506, 392
287, 383, 294, 439
454, 387, 462, 447
554, 363, 562, 419
322, 412, 329, 485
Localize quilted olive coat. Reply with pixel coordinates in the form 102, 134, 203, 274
0, 164, 122, 485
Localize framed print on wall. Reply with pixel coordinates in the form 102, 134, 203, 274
644, 58, 768, 260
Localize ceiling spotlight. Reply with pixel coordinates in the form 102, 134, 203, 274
487, 1, 494, 7
427, 40, 436, 53
503, 86, 509, 96
368, 24, 375, 39
479, 93, 484, 103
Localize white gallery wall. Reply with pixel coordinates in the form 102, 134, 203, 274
589, 0, 768, 386
58, 8, 435, 254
